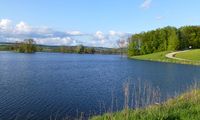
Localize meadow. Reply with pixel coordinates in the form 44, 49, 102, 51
131, 51, 200, 66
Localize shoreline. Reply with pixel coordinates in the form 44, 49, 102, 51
91, 89, 200, 120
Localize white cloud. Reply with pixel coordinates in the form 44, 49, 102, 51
95, 31, 105, 40
109, 31, 127, 37
0, 19, 131, 48
140, 0, 152, 9
35, 37, 76, 46
0, 19, 12, 31
109, 31, 118, 36
89, 30, 131, 48
66, 31, 82, 36
94, 31, 106, 44
15, 21, 32, 33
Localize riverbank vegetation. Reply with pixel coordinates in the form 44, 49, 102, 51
90, 80, 200, 120
91, 89, 200, 120
128, 26, 200, 57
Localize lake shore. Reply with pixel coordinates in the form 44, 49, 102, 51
91, 89, 200, 120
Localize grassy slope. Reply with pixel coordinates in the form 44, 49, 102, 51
91, 90, 200, 120
131, 51, 200, 66
176, 49, 200, 61
131, 51, 171, 61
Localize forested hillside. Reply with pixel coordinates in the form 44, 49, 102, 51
128, 26, 200, 57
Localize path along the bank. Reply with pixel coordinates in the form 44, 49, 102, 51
165, 50, 192, 61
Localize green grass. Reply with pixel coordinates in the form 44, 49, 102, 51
131, 51, 200, 66
131, 51, 171, 61
176, 49, 200, 61
91, 90, 200, 120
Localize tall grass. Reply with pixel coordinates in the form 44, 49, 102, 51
91, 80, 200, 120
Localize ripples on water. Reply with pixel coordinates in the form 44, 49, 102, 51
0, 52, 200, 120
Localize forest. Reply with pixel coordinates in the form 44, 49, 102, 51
128, 26, 200, 57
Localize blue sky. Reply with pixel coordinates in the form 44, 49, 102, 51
0, 0, 200, 47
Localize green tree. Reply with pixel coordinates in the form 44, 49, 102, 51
167, 30, 180, 51
14, 39, 37, 53
128, 41, 138, 57
84, 48, 95, 54
60, 46, 66, 53
76, 45, 85, 54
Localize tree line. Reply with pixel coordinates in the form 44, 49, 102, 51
128, 26, 200, 57
53, 45, 120, 54
11, 40, 96, 54
3, 39, 120, 54
58, 45, 95, 54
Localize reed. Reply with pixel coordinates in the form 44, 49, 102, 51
91, 80, 200, 120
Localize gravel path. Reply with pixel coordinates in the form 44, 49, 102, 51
165, 50, 192, 61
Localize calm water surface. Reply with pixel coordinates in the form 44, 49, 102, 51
0, 52, 200, 120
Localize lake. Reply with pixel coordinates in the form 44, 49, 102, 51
0, 52, 200, 120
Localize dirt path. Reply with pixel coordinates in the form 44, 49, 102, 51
165, 50, 192, 61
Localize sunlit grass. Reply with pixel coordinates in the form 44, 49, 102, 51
131, 51, 200, 66
175, 49, 200, 61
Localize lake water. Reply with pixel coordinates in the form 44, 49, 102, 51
0, 52, 200, 120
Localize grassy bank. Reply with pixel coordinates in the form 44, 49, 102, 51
131, 51, 200, 66
176, 49, 200, 61
91, 90, 200, 120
